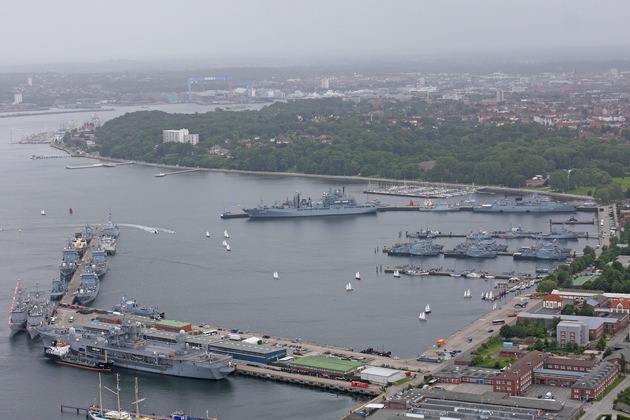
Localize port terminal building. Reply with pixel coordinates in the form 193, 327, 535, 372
204, 340, 286, 364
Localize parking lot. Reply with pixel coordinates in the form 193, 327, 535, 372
523, 384, 573, 402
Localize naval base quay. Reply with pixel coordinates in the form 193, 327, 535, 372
12, 202, 615, 420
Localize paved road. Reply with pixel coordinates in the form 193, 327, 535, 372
581, 374, 630, 420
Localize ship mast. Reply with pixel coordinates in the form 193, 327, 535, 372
132, 377, 146, 417
98, 372, 104, 415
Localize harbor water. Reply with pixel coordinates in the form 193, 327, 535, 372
0, 106, 599, 419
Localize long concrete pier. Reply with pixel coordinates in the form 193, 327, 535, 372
60, 225, 103, 306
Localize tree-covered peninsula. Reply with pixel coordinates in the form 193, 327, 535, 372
93, 98, 630, 200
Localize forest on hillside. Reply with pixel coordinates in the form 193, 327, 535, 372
93, 98, 630, 202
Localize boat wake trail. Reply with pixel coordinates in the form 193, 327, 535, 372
118, 223, 176, 234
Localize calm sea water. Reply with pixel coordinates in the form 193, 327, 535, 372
0, 106, 599, 419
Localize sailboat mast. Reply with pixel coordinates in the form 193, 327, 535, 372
134, 377, 140, 416
98, 372, 103, 415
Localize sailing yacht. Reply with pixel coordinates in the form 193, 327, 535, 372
224, 230, 229, 238
355, 272, 361, 280
346, 282, 353, 292
206, 231, 210, 238
89, 373, 131, 420
418, 311, 427, 321
222, 240, 228, 247
425, 304, 431, 314
464, 289, 472, 298
226, 244, 231, 251
393, 269, 400, 278
273, 272, 279, 279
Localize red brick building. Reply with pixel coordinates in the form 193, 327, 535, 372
571, 362, 619, 401
493, 351, 546, 396
610, 298, 630, 314
546, 357, 595, 373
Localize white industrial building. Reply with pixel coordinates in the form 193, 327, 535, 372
162, 129, 199, 145
360, 367, 406, 385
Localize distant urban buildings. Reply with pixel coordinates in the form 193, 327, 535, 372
162, 129, 199, 145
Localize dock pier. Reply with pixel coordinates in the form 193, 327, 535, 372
60, 225, 103, 306
155, 168, 201, 177
234, 363, 383, 396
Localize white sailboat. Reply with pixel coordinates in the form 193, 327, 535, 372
40, 210, 46, 216
89, 373, 131, 420
205, 231, 210, 238
226, 244, 231, 251
425, 304, 431, 314
355, 272, 361, 280
418, 311, 427, 321
464, 289, 472, 298
393, 269, 400, 278
273, 271, 279, 279
224, 230, 229, 238
222, 240, 228, 247
346, 282, 353, 292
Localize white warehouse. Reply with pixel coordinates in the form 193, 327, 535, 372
360, 367, 407, 385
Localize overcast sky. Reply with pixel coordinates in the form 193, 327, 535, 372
3, 0, 630, 67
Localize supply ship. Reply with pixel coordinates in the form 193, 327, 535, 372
243, 187, 378, 218
37, 320, 234, 380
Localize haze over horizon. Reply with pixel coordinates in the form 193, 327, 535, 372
3, 0, 630, 69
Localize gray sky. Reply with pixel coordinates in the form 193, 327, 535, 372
3, 0, 630, 66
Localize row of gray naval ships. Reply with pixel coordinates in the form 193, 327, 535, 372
9, 215, 120, 339
9, 213, 235, 380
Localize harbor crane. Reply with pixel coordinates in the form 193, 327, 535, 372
187, 76, 233, 102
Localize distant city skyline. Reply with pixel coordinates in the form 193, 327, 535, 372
3, 0, 630, 68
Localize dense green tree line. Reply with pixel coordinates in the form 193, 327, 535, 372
94, 98, 630, 196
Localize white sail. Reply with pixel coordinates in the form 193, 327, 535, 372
273, 272, 279, 279
346, 282, 353, 291
205, 231, 210, 238
425, 304, 431, 313
355, 272, 361, 280
224, 230, 229, 238
393, 269, 400, 278
226, 244, 231, 251
418, 312, 427, 321
222, 240, 227, 247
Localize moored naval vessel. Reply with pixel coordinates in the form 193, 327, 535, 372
59, 246, 80, 280
243, 187, 378, 218
75, 268, 100, 305
37, 320, 235, 380
473, 193, 577, 213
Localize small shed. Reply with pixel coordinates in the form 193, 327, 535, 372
360, 367, 405, 385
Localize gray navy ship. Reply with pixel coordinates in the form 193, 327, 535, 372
473, 194, 576, 213
37, 320, 234, 380
243, 187, 378, 218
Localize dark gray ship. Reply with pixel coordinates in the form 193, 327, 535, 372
243, 187, 378, 218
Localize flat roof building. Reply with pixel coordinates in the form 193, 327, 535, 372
360, 367, 406, 385
163, 129, 199, 145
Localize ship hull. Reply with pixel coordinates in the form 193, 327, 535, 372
473, 205, 576, 213
38, 328, 234, 380
245, 205, 377, 218
45, 352, 114, 372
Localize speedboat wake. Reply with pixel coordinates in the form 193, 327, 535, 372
118, 223, 175, 234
